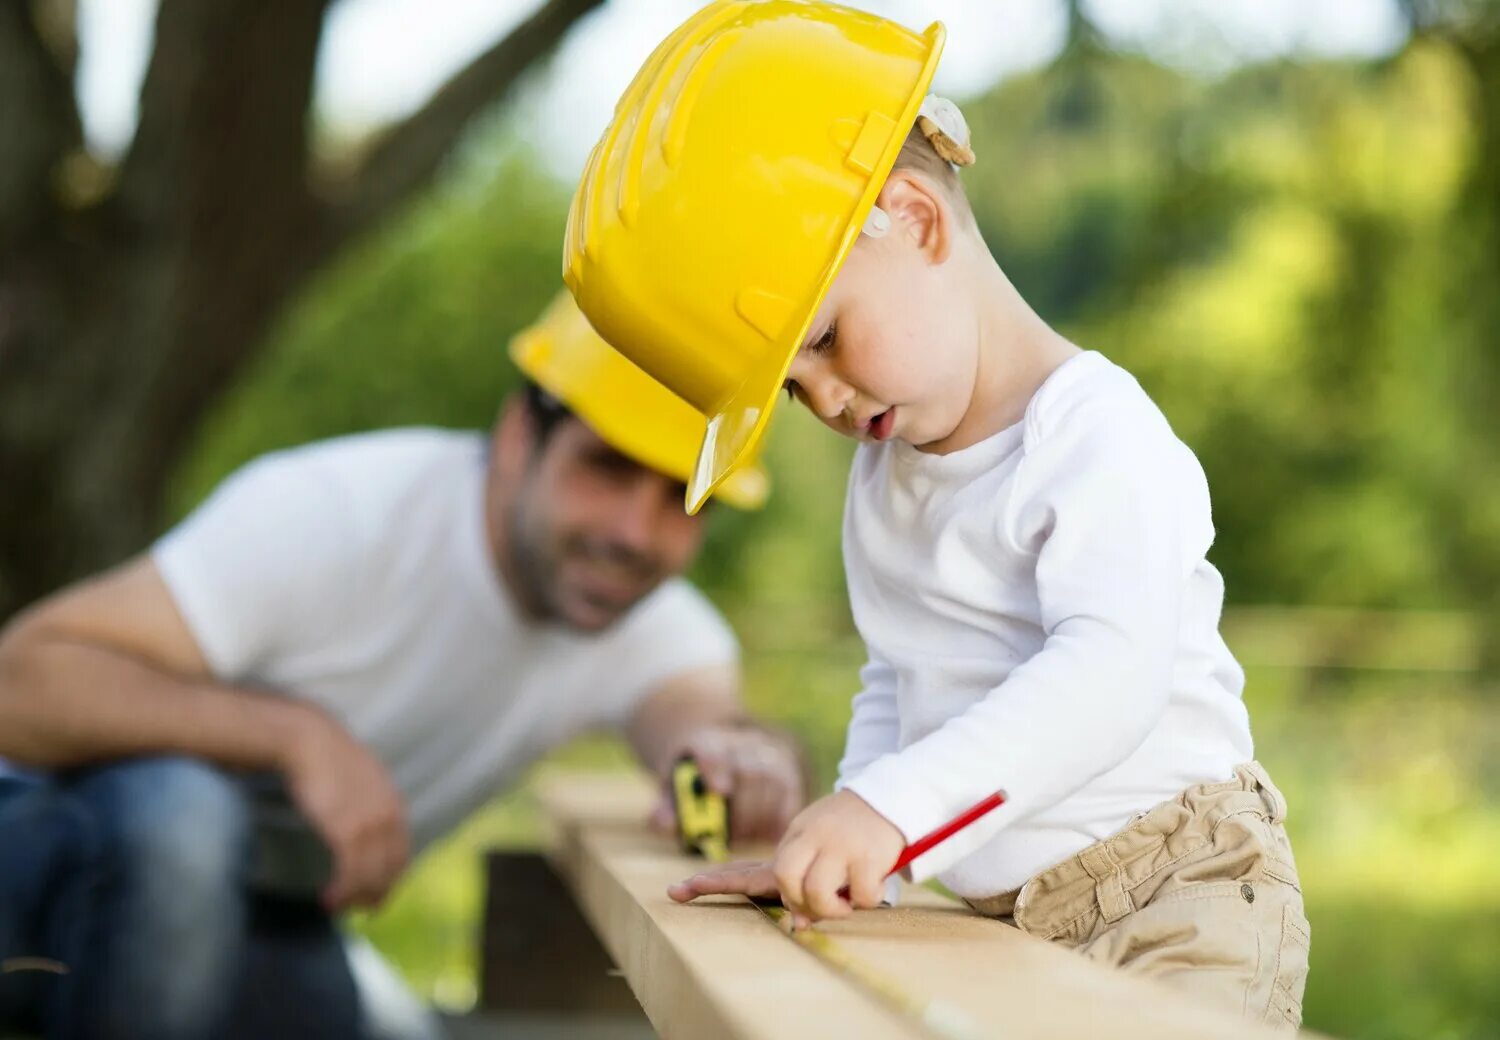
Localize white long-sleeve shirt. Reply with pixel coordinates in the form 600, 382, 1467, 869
838, 351, 1253, 899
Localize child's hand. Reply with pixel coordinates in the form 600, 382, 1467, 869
667, 792, 904, 927
771, 790, 904, 926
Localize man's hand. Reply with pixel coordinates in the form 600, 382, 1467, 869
278, 704, 410, 911
649, 723, 805, 843
669, 789, 904, 929
0, 556, 410, 913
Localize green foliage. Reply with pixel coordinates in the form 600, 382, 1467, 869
962, 43, 1499, 621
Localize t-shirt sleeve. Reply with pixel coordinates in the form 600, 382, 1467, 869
152, 451, 362, 681
585, 578, 741, 730
844, 395, 1214, 881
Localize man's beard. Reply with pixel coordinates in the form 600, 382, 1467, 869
507, 500, 663, 629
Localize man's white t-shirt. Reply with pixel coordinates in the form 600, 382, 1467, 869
837, 352, 1253, 898
135, 429, 737, 852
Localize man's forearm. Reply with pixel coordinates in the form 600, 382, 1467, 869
0, 636, 311, 771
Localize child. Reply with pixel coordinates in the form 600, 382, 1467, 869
565, 1, 1309, 1028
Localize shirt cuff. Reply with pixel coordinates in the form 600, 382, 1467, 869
881, 875, 903, 907
842, 753, 951, 872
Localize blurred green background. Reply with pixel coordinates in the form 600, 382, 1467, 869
163, 28, 1500, 1040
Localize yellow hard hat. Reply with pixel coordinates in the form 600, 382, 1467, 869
564, 0, 944, 514
510, 291, 770, 510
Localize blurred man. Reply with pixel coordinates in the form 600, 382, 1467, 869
0, 294, 800, 1040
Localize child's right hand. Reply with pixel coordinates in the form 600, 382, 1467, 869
668, 860, 779, 904
668, 790, 904, 929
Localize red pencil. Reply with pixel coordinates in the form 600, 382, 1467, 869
838, 790, 1006, 899
888, 790, 1006, 877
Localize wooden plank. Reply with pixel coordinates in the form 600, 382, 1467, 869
537, 771, 1309, 1040
479, 851, 644, 1014
538, 772, 911, 1039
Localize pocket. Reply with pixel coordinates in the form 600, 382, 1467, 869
1079, 883, 1266, 1020
1262, 902, 1311, 1030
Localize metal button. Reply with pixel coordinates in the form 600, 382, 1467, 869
1241, 883, 1255, 904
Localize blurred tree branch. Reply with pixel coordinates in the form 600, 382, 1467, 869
325, 0, 605, 254
0, 0, 604, 619
119, 0, 329, 231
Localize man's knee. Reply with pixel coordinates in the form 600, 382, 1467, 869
44, 758, 256, 1038
68, 755, 252, 890
0, 779, 101, 884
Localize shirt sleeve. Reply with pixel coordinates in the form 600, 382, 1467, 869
152, 451, 362, 681
834, 652, 904, 904
587, 579, 741, 730
834, 652, 901, 791
844, 400, 1212, 882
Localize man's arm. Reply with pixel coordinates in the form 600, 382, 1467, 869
626, 662, 806, 843
0, 557, 307, 768
0, 557, 409, 909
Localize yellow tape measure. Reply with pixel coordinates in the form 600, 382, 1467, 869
671, 755, 729, 862
671, 757, 985, 1040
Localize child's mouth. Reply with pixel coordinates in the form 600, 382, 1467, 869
870, 408, 895, 441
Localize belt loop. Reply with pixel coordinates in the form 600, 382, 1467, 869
1077, 841, 1133, 926
1243, 761, 1287, 824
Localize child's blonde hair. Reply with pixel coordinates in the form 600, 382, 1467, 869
890, 95, 977, 227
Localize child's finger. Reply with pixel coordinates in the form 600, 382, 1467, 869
772, 841, 815, 915
802, 852, 854, 920
845, 857, 885, 910
667, 876, 720, 902
666, 861, 777, 902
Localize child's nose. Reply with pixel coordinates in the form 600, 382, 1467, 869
804, 374, 853, 421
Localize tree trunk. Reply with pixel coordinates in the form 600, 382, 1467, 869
0, 0, 604, 621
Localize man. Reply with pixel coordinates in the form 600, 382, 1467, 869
0, 293, 802, 1040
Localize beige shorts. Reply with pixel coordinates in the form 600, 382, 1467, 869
966, 762, 1311, 1031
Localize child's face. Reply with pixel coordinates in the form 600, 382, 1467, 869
782, 175, 978, 449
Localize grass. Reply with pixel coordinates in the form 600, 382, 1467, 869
353, 611, 1500, 1039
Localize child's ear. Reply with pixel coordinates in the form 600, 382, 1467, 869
876, 172, 953, 265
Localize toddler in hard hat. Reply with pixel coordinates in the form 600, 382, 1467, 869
569, 1, 1308, 1027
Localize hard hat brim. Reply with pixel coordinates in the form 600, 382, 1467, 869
683, 20, 947, 516
512, 300, 770, 512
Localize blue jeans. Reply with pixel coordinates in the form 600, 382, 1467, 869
0, 757, 362, 1040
